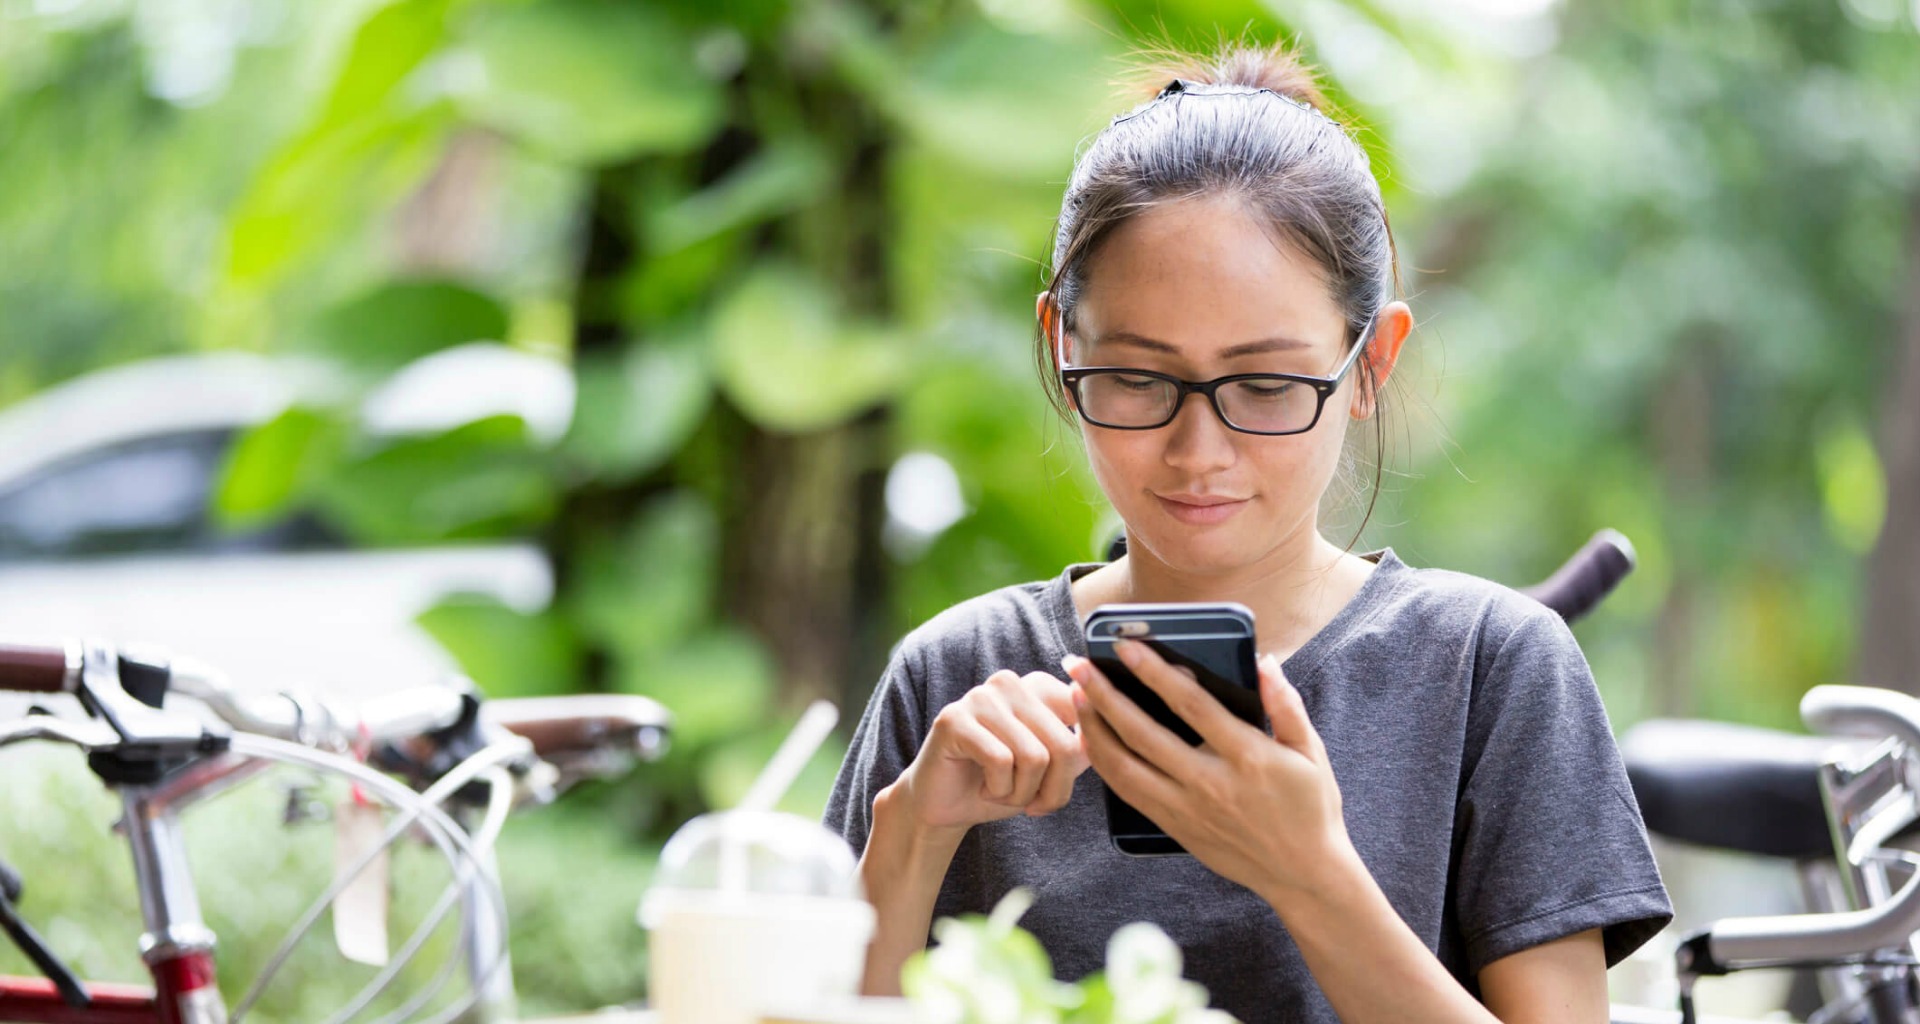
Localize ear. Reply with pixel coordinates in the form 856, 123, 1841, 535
1350, 301, 1411, 421
1037, 291, 1067, 370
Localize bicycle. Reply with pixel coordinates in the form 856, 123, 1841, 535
0, 638, 670, 1024
1618, 678, 1920, 1024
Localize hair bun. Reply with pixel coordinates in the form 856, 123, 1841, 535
1126, 40, 1331, 116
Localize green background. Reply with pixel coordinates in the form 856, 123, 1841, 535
1, 0, 1917, 1017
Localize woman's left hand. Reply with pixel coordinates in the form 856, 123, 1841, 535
1063, 641, 1356, 905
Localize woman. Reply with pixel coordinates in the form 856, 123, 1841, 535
823, 41, 1670, 1023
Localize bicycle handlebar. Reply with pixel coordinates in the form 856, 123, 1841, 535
1801, 685, 1920, 756
1519, 528, 1636, 625
166, 656, 469, 751
0, 641, 79, 694
1683, 685, 1920, 973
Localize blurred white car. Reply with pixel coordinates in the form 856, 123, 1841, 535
0, 346, 574, 698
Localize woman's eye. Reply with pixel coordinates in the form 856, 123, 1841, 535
1114, 374, 1161, 391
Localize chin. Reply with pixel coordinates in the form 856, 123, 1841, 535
1126, 526, 1261, 576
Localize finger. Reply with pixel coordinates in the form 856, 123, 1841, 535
1016, 680, 1091, 815
1009, 671, 1080, 743
1023, 730, 1089, 816
1113, 639, 1254, 754
969, 689, 1051, 806
939, 710, 1015, 799
1259, 653, 1319, 755
1065, 654, 1198, 782
1073, 684, 1180, 814
1034, 662, 1082, 728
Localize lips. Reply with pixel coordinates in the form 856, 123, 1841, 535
1155, 493, 1251, 525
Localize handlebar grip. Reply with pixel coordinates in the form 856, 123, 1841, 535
0, 642, 77, 694
1519, 529, 1636, 625
1801, 685, 1920, 753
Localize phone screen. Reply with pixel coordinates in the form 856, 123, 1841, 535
1084, 604, 1261, 856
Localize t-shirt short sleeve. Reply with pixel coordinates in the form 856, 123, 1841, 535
1451, 604, 1672, 972
824, 645, 925, 858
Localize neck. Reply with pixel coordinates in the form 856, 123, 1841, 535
1085, 525, 1372, 661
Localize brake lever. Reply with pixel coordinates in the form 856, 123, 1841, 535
73, 643, 228, 784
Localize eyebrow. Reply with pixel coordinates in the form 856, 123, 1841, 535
1093, 330, 1316, 360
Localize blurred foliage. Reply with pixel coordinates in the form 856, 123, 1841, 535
1, 0, 1918, 1016
1375, 0, 1920, 730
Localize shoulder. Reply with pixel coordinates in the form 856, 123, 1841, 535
887, 566, 1086, 701
1367, 551, 1579, 677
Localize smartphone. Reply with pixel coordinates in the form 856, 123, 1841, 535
1083, 602, 1262, 856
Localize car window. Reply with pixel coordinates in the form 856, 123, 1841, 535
0, 430, 339, 559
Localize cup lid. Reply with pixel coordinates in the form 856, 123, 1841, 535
639, 810, 863, 926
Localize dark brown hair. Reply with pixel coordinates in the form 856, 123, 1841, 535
1038, 40, 1401, 548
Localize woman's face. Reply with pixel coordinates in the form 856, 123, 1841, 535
1061, 195, 1371, 577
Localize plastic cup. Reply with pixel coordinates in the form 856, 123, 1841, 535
643, 888, 875, 1024
639, 809, 874, 1024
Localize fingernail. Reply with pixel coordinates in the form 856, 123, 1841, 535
1260, 652, 1281, 673
1060, 654, 1084, 677
1115, 638, 1140, 664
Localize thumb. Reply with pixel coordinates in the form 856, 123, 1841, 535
1259, 653, 1316, 754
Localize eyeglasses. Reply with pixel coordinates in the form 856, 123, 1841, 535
1059, 316, 1378, 436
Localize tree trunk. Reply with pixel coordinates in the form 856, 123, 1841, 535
1651, 337, 1715, 717
722, 410, 890, 709
1857, 191, 1920, 695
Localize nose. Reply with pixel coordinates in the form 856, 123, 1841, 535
1160, 392, 1238, 475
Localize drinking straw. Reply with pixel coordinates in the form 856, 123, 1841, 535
719, 700, 840, 893
739, 700, 840, 814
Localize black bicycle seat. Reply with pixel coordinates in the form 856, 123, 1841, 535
1621, 718, 1859, 860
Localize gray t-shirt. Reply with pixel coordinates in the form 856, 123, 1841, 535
824, 549, 1672, 1022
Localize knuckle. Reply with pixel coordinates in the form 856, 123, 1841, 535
959, 689, 997, 719
1020, 670, 1062, 693
1013, 735, 1050, 766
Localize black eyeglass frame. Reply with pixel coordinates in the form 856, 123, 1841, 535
1058, 315, 1380, 436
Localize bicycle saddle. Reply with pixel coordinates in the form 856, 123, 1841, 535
1621, 718, 1856, 860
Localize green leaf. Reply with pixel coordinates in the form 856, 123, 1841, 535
453, 0, 724, 165
566, 491, 718, 658
307, 279, 510, 370
642, 138, 835, 254
316, 415, 556, 544
212, 406, 349, 529
905, 25, 1114, 177
562, 337, 712, 480
622, 230, 741, 324
1816, 411, 1886, 554
613, 629, 773, 751
219, 0, 458, 296
710, 267, 904, 433
418, 596, 577, 697
315, 0, 461, 130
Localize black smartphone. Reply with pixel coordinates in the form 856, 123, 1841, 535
1083, 602, 1262, 856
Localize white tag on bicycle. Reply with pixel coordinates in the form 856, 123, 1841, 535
332, 797, 390, 966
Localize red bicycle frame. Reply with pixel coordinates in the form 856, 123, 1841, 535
0, 946, 219, 1023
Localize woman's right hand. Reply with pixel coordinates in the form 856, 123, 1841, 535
888, 669, 1090, 833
